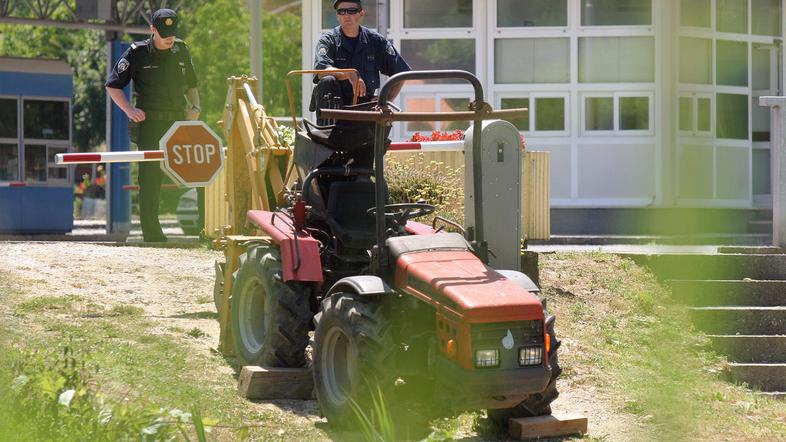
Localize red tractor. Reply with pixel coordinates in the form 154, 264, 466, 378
223, 70, 560, 429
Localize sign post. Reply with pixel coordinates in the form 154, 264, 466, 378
159, 121, 224, 188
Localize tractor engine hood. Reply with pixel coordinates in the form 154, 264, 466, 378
389, 235, 543, 323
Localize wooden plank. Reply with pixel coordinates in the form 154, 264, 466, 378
237, 366, 314, 400
508, 414, 587, 440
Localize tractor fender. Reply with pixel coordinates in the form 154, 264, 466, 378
496, 270, 548, 311
327, 276, 396, 297
496, 270, 540, 293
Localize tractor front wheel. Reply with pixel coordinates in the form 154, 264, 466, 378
313, 292, 397, 427
229, 244, 311, 367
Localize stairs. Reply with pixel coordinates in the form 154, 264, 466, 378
633, 253, 786, 399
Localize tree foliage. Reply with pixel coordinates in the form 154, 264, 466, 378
0, 1, 303, 149
0, 22, 106, 150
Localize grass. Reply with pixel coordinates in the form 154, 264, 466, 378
542, 252, 786, 441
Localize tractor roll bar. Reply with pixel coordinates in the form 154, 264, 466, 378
321, 70, 525, 272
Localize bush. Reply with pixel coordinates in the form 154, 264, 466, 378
385, 153, 464, 227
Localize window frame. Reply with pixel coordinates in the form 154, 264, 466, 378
20, 96, 72, 187
580, 92, 654, 136
0, 94, 20, 183
678, 92, 715, 137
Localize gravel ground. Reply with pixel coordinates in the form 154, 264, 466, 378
0, 241, 640, 440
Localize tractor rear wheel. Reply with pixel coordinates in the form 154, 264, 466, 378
487, 317, 562, 426
313, 292, 397, 427
229, 244, 311, 367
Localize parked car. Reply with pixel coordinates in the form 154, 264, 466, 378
176, 188, 201, 236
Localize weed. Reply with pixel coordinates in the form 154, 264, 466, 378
111, 305, 144, 317
15, 295, 78, 314
195, 295, 212, 304
187, 328, 206, 339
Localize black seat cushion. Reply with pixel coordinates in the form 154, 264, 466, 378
326, 181, 377, 249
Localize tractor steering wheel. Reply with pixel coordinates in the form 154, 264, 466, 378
367, 203, 436, 226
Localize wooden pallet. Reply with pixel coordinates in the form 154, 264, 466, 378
509, 413, 588, 440
237, 366, 314, 400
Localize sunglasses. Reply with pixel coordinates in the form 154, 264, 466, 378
336, 7, 362, 15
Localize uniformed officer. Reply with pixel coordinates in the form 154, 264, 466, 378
311, 0, 410, 121
105, 8, 200, 242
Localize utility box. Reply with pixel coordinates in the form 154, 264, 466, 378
75, 0, 113, 21
464, 120, 522, 271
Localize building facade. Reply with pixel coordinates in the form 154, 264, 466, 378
302, 0, 784, 233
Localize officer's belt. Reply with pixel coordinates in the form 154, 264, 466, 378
145, 110, 184, 121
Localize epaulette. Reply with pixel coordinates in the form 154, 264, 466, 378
130, 39, 150, 50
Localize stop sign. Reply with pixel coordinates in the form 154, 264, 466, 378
159, 121, 224, 187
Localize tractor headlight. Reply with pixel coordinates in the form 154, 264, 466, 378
519, 346, 543, 366
475, 349, 500, 368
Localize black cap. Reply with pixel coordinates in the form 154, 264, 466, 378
152, 9, 178, 38
333, 0, 362, 9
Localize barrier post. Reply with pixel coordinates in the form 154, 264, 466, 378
106, 38, 132, 234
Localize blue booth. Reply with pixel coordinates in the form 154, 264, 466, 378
0, 57, 74, 234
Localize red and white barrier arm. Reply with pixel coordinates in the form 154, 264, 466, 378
0, 182, 27, 187
388, 140, 464, 152
56, 150, 165, 165
56, 142, 460, 165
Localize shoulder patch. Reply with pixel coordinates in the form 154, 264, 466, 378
117, 58, 130, 73
318, 46, 328, 56
386, 42, 395, 56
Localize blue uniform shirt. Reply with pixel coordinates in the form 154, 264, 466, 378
314, 26, 410, 99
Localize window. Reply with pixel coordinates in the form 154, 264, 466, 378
322, 0, 379, 29
535, 97, 565, 132
581, 0, 652, 26
403, 0, 472, 28
679, 37, 712, 84
752, 46, 772, 90
717, 0, 748, 34
440, 97, 470, 130
497, 0, 567, 27
716, 40, 748, 87
0, 98, 17, 138
0, 143, 19, 181
495, 38, 570, 84
585, 97, 614, 131
716, 93, 748, 139
752, 0, 782, 36
698, 98, 712, 132
752, 96, 771, 141
401, 39, 475, 82
579, 37, 654, 83
500, 98, 530, 131
583, 94, 651, 133
48, 146, 68, 181
24, 144, 47, 182
619, 96, 649, 130
405, 97, 436, 132
753, 149, 771, 195
23, 100, 69, 140
681, 0, 711, 28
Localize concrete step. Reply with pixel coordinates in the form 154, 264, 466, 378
756, 392, 786, 400
709, 335, 786, 363
628, 254, 786, 280
531, 233, 771, 246
728, 363, 786, 391
669, 280, 786, 306
691, 307, 786, 335
748, 220, 773, 234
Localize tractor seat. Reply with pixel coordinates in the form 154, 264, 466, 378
326, 181, 377, 249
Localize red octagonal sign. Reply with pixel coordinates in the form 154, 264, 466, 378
159, 121, 224, 187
